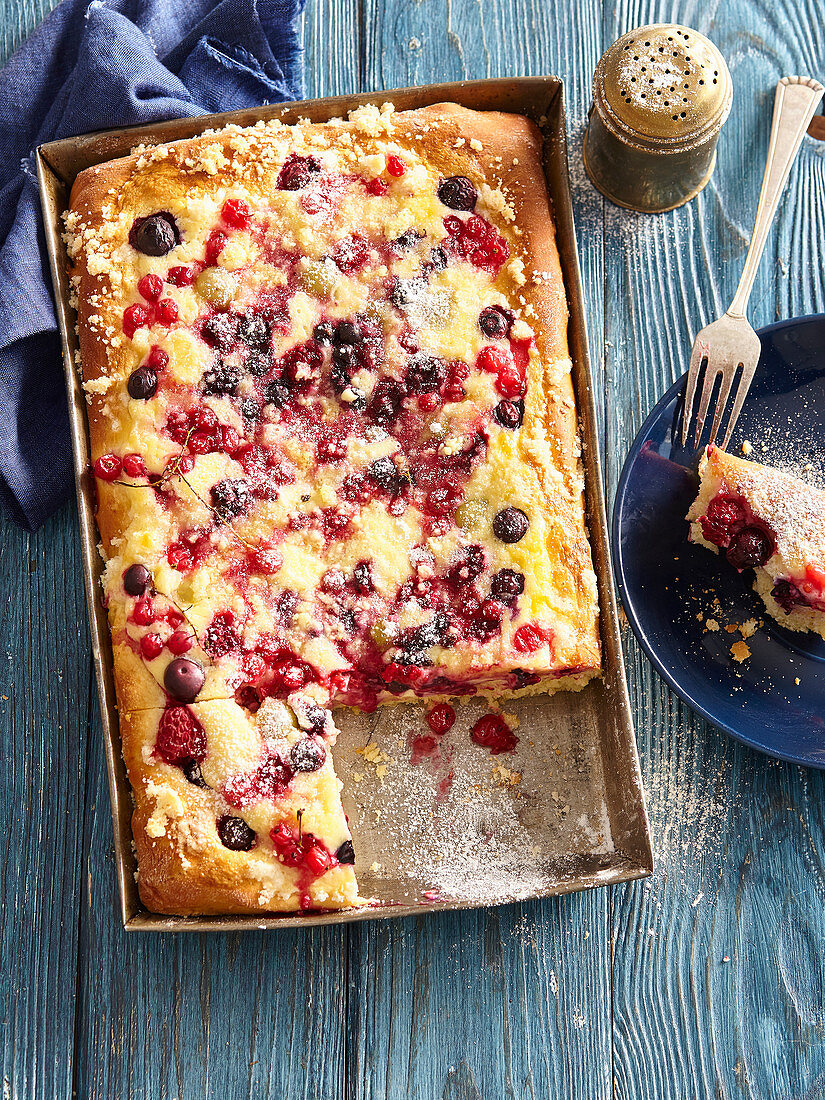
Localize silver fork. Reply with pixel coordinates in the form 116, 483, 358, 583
681, 76, 824, 450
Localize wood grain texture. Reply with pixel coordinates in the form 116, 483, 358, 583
2, 0, 825, 1097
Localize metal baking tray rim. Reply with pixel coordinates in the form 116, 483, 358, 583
37, 76, 652, 932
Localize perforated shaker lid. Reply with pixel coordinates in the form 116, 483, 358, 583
594, 24, 732, 150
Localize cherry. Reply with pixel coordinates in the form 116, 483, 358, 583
123, 564, 151, 596
163, 658, 205, 703
277, 153, 321, 190
291, 737, 326, 772
470, 713, 518, 754
700, 494, 746, 547
726, 526, 773, 570
438, 175, 477, 211
155, 298, 178, 326
513, 624, 550, 653
771, 579, 803, 613
127, 366, 158, 400
168, 630, 194, 655
335, 840, 355, 864
93, 453, 121, 481
426, 703, 456, 736
129, 213, 178, 256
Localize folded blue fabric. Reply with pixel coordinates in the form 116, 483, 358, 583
0, 0, 305, 529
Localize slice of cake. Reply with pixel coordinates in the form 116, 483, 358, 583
687, 445, 825, 639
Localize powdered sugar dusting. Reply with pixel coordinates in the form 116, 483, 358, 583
333, 692, 620, 906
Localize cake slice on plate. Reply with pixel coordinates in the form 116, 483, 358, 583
687, 445, 825, 639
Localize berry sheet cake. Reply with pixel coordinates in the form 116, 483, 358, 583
65, 102, 601, 915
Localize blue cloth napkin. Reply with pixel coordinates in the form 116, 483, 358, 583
0, 0, 305, 530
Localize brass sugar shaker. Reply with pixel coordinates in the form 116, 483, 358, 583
583, 24, 733, 213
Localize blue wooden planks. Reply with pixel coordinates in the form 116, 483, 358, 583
2, 0, 825, 1097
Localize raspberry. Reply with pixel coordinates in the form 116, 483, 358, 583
203, 611, 240, 658
93, 453, 121, 481
222, 198, 251, 228
138, 274, 163, 301
156, 705, 206, 764
251, 545, 283, 574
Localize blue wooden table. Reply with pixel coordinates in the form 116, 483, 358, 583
3, 1, 825, 1097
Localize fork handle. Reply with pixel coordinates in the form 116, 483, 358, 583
727, 76, 824, 320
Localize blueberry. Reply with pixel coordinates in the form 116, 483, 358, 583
338, 608, 357, 634
389, 277, 425, 312
217, 815, 256, 851
726, 526, 773, 570
335, 839, 355, 864
493, 507, 529, 543
164, 657, 205, 703
210, 479, 252, 523
201, 313, 238, 352
263, 380, 291, 408
313, 322, 336, 345
329, 358, 352, 394
291, 737, 326, 772
297, 704, 327, 734
491, 568, 525, 599
240, 398, 261, 422
437, 176, 477, 211
494, 399, 524, 430
334, 320, 362, 346
129, 213, 179, 256
123, 563, 151, 596
127, 366, 157, 400
236, 312, 272, 349
343, 385, 367, 412
405, 353, 444, 394
368, 457, 404, 494
181, 759, 208, 788
479, 306, 512, 339
201, 361, 239, 397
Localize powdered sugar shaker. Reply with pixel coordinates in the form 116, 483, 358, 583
583, 24, 733, 213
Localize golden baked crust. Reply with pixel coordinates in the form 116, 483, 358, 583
66, 102, 601, 915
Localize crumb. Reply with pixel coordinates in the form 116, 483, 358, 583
739, 619, 759, 639
706, 618, 720, 632
724, 624, 739, 634
741, 440, 753, 455
795, 677, 801, 686
730, 640, 751, 663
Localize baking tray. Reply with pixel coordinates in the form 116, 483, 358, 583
37, 77, 652, 931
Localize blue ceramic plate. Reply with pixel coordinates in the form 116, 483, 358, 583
613, 316, 825, 768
